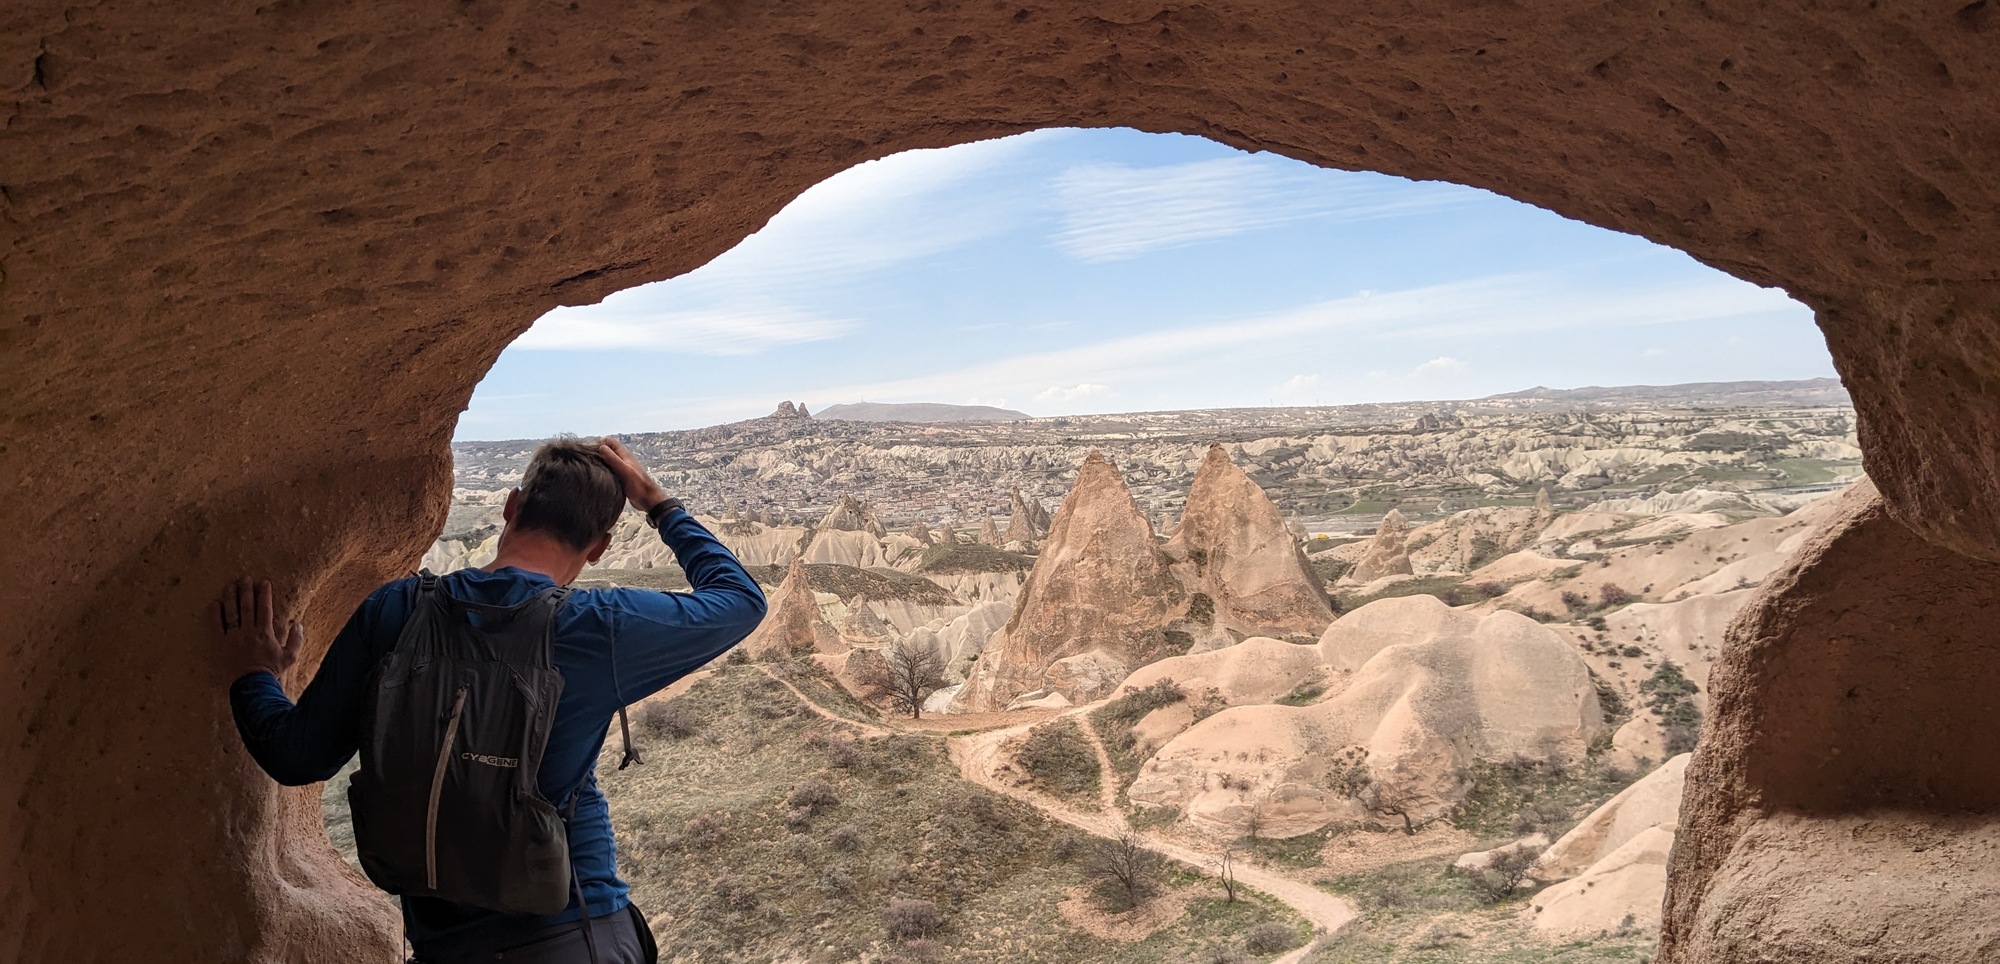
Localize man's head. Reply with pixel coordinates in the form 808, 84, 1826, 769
504, 436, 625, 557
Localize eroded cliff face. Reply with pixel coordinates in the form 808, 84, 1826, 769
1663, 482, 2000, 962
5, 2, 2000, 960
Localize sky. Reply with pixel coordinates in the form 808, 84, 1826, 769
459, 127, 1837, 440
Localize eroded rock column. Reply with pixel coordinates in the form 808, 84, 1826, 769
1662, 481, 2000, 962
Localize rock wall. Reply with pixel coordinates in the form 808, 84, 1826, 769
4, 2, 2000, 960
1662, 481, 2000, 963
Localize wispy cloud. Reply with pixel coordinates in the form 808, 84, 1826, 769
1272, 374, 1323, 403
1037, 383, 1111, 402
655, 269, 1806, 419
513, 302, 856, 354
1050, 157, 1469, 262
1411, 356, 1468, 377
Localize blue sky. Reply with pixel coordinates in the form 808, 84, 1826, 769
459, 128, 1836, 440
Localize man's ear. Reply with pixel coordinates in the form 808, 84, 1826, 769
585, 531, 612, 564
502, 489, 521, 524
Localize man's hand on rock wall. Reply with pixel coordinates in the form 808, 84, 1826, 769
598, 436, 669, 514
215, 578, 303, 682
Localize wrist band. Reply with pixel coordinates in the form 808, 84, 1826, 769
646, 498, 684, 529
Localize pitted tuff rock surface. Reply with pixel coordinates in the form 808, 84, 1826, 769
4, 3, 2000, 961
1666, 480, 2000, 962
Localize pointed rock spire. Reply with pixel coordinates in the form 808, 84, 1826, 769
1168, 443, 1333, 639
905, 521, 936, 546
1351, 508, 1415, 582
741, 557, 846, 657
817, 494, 886, 536
978, 512, 1002, 546
1004, 487, 1047, 545
955, 450, 1185, 712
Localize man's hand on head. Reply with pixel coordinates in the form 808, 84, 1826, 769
598, 436, 669, 513
216, 578, 303, 683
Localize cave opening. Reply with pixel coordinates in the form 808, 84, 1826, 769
8, 4, 1997, 962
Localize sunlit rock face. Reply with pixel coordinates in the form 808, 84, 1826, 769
1665, 481, 2000, 963
6, 2, 2000, 960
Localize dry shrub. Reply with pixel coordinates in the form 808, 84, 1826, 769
1244, 922, 1298, 955
884, 897, 944, 940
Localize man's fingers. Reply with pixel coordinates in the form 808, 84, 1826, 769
217, 599, 232, 634
236, 579, 255, 631
256, 580, 276, 636
284, 621, 305, 664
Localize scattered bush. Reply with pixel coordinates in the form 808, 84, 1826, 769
641, 700, 700, 740
883, 897, 944, 940
682, 813, 727, 849
1599, 583, 1634, 607
818, 864, 857, 897
786, 776, 840, 828
1049, 830, 1086, 863
827, 823, 862, 853
1244, 922, 1299, 955
709, 874, 757, 910
1472, 845, 1544, 902
1561, 590, 1589, 612
1199, 944, 1249, 964
1083, 832, 1164, 911
1642, 660, 1703, 754
1015, 720, 1101, 800
1187, 592, 1215, 626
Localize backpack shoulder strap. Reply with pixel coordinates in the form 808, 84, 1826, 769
544, 584, 645, 772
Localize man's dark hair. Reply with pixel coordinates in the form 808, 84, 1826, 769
514, 436, 624, 551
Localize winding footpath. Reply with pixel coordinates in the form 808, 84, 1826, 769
946, 712, 1357, 964
756, 668, 1358, 961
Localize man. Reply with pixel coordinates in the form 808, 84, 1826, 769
218, 436, 767, 963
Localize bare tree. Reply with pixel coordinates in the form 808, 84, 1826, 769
1359, 779, 1434, 836
856, 637, 950, 719
1084, 832, 1164, 910
1215, 847, 1239, 903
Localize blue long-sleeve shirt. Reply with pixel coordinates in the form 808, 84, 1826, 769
229, 507, 765, 953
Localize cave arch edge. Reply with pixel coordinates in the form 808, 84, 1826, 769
7, 3, 2000, 962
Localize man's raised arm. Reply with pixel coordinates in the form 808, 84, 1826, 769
596, 438, 767, 701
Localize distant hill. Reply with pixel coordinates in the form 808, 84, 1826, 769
815, 401, 1031, 423
1479, 378, 1850, 408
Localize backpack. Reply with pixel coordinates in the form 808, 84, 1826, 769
347, 571, 593, 915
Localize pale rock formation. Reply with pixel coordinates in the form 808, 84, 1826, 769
1606, 715, 1670, 773
905, 521, 935, 547
1532, 826, 1675, 939
1539, 754, 1690, 881
771, 400, 804, 418
1005, 691, 1074, 712
1167, 444, 1334, 642
978, 512, 1002, 547
1534, 486, 1556, 526
816, 495, 887, 536
932, 601, 1012, 680
1406, 504, 1552, 575
1130, 597, 1603, 838
1042, 650, 1130, 705
741, 558, 846, 657
833, 595, 895, 645
953, 452, 1187, 711
801, 528, 890, 568
1003, 487, 1048, 545
1131, 702, 1197, 749
1112, 637, 1326, 709
1348, 509, 1415, 582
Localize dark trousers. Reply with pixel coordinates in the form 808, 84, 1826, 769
412, 905, 658, 964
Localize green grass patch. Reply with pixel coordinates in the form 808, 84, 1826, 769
1089, 680, 1188, 792
1015, 718, 1103, 808
1449, 757, 1642, 842
1310, 856, 1659, 963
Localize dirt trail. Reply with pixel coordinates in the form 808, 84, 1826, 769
757, 666, 892, 738
756, 672, 1357, 961
949, 716, 1356, 963
1072, 712, 1126, 814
